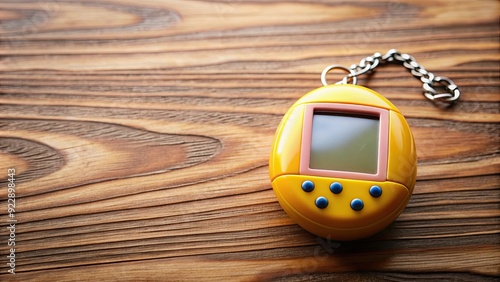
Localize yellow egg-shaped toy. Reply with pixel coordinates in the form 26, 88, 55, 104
269, 84, 417, 240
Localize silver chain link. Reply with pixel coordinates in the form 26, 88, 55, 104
321, 49, 461, 105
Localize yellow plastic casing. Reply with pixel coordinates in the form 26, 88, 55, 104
269, 84, 417, 240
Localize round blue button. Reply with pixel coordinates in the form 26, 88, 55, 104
315, 196, 329, 209
301, 180, 315, 192
329, 182, 343, 194
350, 198, 364, 211
369, 185, 382, 198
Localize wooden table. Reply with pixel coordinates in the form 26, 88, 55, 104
1, 0, 499, 281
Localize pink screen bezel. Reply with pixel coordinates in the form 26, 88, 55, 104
300, 103, 389, 182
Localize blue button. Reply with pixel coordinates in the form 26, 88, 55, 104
301, 180, 315, 192
315, 196, 329, 209
350, 198, 364, 211
369, 185, 382, 198
330, 182, 343, 194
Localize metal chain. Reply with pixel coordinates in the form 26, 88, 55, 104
321, 49, 461, 105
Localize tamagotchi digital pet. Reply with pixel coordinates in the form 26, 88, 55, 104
269, 50, 460, 240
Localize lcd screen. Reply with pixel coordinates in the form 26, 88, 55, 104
309, 113, 379, 174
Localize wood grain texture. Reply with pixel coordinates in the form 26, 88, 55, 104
0, 0, 499, 281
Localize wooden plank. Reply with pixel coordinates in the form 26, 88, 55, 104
0, 0, 498, 281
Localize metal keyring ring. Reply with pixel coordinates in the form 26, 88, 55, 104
320, 65, 357, 86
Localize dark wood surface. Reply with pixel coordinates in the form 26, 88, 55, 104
0, 0, 499, 281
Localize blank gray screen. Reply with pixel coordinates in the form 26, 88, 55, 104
309, 113, 379, 174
